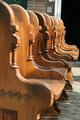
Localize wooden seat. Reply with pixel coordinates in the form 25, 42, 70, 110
51, 16, 79, 61
42, 13, 73, 86
57, 18, 79, 60
50, 16, 73, 60
12, 5, 67, 100
43, 13, 73, 61
27, 11, 68, 75
29, 11, 73, 85
0, 1, 66, 120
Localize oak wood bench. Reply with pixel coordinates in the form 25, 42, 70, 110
0, 1, 65, 120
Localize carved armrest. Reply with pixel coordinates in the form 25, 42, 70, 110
16, 68, 54, 109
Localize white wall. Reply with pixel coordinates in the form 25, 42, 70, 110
54, 0, 62, 18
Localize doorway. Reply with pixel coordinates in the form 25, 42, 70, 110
61, 0, 80, 49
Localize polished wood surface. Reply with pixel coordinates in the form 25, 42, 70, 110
32, 11, 73, 83
51, 17, 79, 60
0, 1, 55, 120
43, 14, 73, 60
57, 18, 79, 56
0, 1, 66, 120
0, 1, 79, 120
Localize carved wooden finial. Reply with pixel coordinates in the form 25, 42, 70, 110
9, 24, 19, 33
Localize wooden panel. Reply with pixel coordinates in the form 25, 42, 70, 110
0, 109, 17, 120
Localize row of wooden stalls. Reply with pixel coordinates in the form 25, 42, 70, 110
0, 1, 79, 120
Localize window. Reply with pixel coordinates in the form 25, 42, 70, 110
46, 1, 55, 16
47, 6, 53, 13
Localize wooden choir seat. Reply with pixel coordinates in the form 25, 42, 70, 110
50, 16, 74, 60
27, 10, 72, 97
42, 13, 74, 64
26, 11, 66, 68
0, 1, 66, 120
29, 11, 73, 86
41, 13, 73, 86
43, 13, 73, 61
27, 11, 69, 74
57, 18, 79, 59
51, 16, 79, 61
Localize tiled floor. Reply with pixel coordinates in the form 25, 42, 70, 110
41, 61, 80, 120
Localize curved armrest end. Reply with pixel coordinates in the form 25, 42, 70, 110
16, 69, 54, 111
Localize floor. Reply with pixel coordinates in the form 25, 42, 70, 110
40, 61, 80, 120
